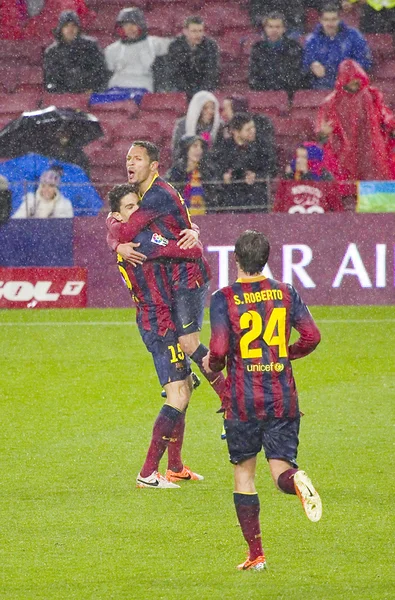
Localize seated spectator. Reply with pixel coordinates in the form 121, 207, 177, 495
12, 169, 74, 219
167, 16, 219, 101
104, 7, 173, 93
213, 112, 271, 212
216, 94, 277, 177
248, 0, 305, 35
316, 59, 395, 181
44, 10, 109, 93
0, 176, 12, 225
249, 11, 305, 96
303, 3, 372, 89
342, 0, 395, 34
284, 142, 333, 180
165, 135, 216, 214
171, 90, 221, 160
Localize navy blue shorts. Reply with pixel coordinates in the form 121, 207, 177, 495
172, 282, 209, 336
225, 417, 300, 467
139, 328, 191, 387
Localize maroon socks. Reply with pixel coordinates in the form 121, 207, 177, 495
140, 404, 182, 478
167, 411, 185, 473
234, 492, 263, 561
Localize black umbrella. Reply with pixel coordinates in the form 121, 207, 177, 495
0, 106, 104, 159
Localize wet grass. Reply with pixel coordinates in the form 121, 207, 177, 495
0, 306, 393, 599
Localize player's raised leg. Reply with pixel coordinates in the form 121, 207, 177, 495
270, 459, 322, 522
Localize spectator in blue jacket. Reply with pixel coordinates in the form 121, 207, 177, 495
303, 3, 372, 90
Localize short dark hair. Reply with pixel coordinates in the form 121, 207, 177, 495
184, 15, 204, 28
262, 11, 286, 26
108, 183, 139, 213
235, 230, 270, 275
229, 112, 254, 132
320, 3, 340, 15
131, 140, 160, 163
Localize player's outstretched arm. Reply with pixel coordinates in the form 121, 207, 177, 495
208, 290, 230, 372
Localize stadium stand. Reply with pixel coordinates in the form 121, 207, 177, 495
0, 1, 393, 208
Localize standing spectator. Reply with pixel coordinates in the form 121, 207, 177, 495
165, 135, 216, 214
342, 0, 395, 34
44, 10, 109, 93
12, 169, 74, 219
214, 113, 271, 212
171, 90, 221, 160
104, 7, 173, 93
167, 16, 219, 100
249, 12, 305, 96
216, 94, 277, 177
316, 59, 395, 181
248, 0, 305, 36
303, 4, 372, 89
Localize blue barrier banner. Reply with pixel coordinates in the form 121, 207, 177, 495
0, 219, 73, 267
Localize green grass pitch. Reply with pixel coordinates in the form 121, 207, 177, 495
0, 306, 394, 599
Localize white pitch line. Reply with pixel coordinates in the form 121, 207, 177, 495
0, 318, 395, 327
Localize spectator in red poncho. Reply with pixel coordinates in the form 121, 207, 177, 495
316, 59, 395, 182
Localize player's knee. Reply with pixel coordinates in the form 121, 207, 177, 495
179, 334, 199, 356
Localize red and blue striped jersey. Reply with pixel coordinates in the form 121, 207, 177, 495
107, 175, 211, 289
116, 231, 203, 336
208, 275, 321, 421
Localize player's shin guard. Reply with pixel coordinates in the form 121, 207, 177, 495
277, 468, 298, 495
234, 492, 263, 561
140, 405, 183, 478
190, 343, 226, 398
167, 410, 185, 473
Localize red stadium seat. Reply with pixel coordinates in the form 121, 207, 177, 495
366, 34, 395, 62
0, 66, 43, 93
291, 90, 330, 119
41, 92, 91, 111
0, 40, 44, 67
0, 92, 42, 117
89, 99, 139, 119
245, 91, 290, 117
140, 92, 188, 116
374, 60, 395, 81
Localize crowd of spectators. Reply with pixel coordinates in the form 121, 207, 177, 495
1, 0, 395, 216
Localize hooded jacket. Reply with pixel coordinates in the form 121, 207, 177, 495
104, 7, 173, 92
316, 60, 395, 181
44, 11, 109, 93
171, 91, 221, 160
303, 21, 372, 89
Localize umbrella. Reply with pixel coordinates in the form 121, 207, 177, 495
0, 153, 103, 216
0, 106, 104, 159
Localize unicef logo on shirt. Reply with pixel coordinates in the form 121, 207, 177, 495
246, 363, 285, 373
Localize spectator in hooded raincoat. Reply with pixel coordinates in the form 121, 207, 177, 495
171, 90, 222, 161
303, 3, 372, 89
316, 59, 395, 181
43, 10, 109, 93
104, 7, 173, 93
